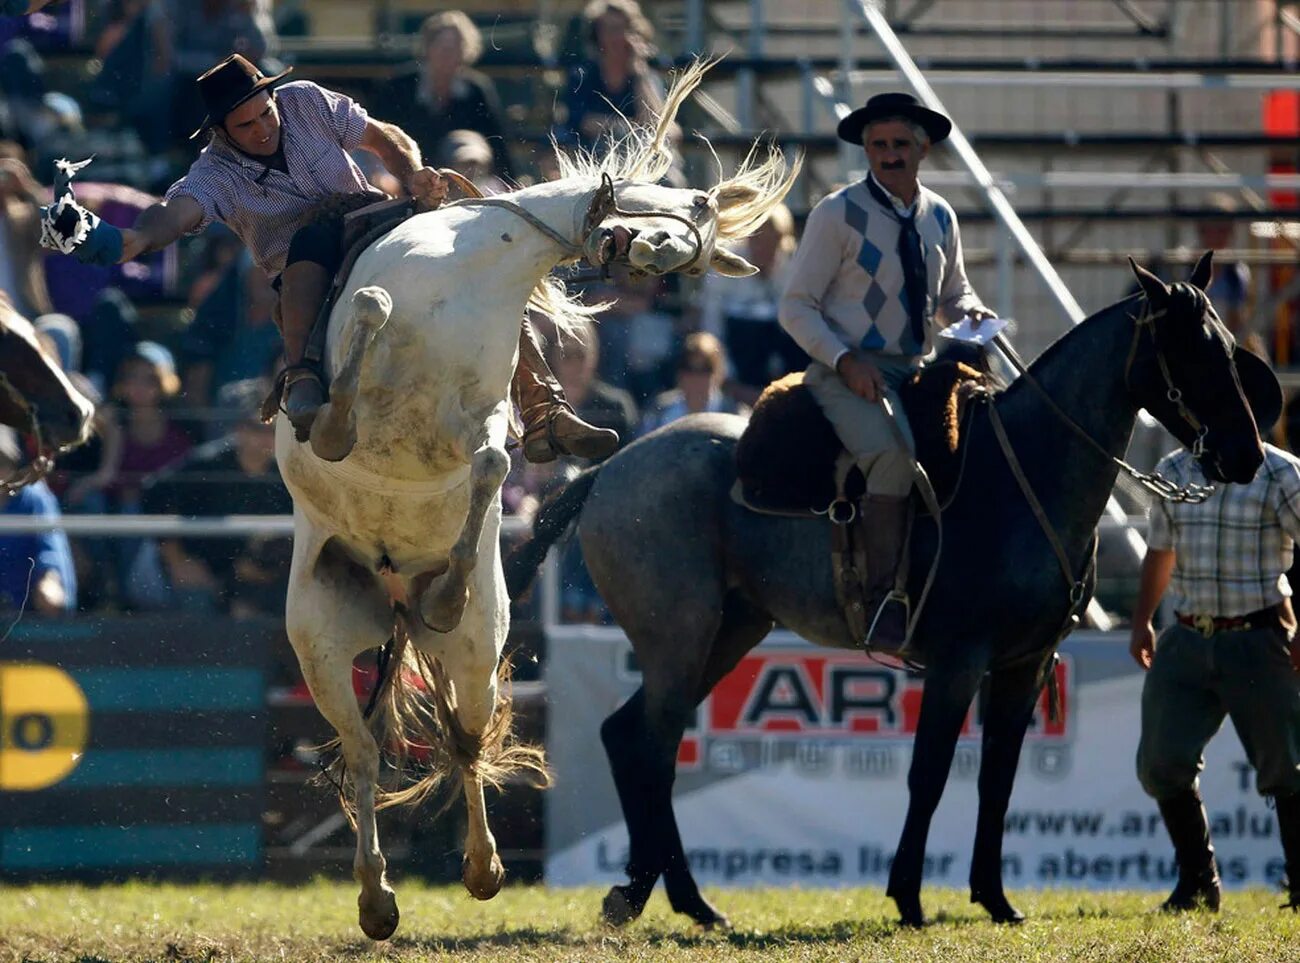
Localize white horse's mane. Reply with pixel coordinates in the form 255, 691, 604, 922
533, 58, 801, 339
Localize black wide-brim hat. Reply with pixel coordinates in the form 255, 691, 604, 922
1234, 346, 1283, 435
836, 91, 952, 147
189, 53, 292, 140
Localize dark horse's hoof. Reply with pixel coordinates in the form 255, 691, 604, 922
602, 884, 648, 927
974, 891, 1026, 925
891, 892, 926, 928
669, 891, 730, 930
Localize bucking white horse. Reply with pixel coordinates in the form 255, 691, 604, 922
275, 60, 799, 940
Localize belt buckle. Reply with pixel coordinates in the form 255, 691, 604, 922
1193, 613, 1216, 638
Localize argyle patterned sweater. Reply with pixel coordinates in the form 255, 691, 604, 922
778, 174, 986, 369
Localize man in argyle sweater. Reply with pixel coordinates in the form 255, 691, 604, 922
779, 92, 994, 649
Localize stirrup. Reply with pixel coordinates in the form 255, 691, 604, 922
261, 363, 326, 424
866, 589, 911, 645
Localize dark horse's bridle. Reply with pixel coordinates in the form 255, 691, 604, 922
0, 369, 53, 495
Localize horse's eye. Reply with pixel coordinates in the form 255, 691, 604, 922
693, 195, 709, 208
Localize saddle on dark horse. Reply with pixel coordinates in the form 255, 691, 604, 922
733, 360, 990, 651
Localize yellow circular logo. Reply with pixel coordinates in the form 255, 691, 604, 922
0, 662, 89, 791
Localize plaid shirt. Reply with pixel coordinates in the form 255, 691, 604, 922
164, 80, 373, 277
1148, 443, 1300, 617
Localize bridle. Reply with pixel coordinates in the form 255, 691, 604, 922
992, 293, 1220, 506
442, 171, 708, 275
0, 370, 53, 496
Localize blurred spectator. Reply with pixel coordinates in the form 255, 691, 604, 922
1196, 193, 1258, 351
143, 378, 291, 616
181, 249, 282, 420
559, 0, 669, 155
0, 144, 52, 316
167, 0, 279, 146
545, 324, 638, 458
0, 37, 46, 147
585, 267, 675, 404
106, 340, 191, 511
32, 311, 79, 372
698, 203, 806, 404
382, 11, 514, 182
639, 332, 748, 435
0, 426, 77, 615
184, 222, 243, 309
87, 0, 175, 154
437, 128, 506, 195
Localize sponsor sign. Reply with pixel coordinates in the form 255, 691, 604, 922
546, 630, 1285, 890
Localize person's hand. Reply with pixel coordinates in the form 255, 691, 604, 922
1130, 622, 1155, 670
836, 351, 886, 402
0, 158, 40, 202
966, 306, 998, 329
407, 167, 447, 211
32, 570, 66, 615
38, 205, 124, 266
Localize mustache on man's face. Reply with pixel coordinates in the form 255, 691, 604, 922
881, 160, 906, 170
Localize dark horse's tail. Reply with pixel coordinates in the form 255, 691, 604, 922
505, 467, 600, 600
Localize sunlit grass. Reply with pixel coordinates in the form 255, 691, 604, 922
2, 880, 1299, 962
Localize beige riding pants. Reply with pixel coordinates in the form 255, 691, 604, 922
804, 356, 917, 497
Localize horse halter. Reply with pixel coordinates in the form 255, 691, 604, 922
580, 172, 707, 274
0, 370, 53, 496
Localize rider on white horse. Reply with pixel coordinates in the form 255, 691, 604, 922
41, 53, 617, 464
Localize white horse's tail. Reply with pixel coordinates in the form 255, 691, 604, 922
324, 630, 551, 828
309, 286, 392, 462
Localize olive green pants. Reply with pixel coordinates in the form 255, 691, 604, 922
804, 354, 917, 497
1137, 622, 1300, 800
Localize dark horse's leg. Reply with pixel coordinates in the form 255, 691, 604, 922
887, 655, 987, 926
600, 592, 773, 928
969, 658, 1045, 924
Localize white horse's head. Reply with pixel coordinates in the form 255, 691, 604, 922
559, 59, 802, 282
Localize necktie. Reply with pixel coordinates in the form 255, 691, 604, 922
866, 176, 927, 351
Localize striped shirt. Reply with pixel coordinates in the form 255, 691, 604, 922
164, 80, 374, 277
1148, 444, 1300, 617
778, 173, 985, 370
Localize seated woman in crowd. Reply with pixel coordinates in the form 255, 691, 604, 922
558, 0, 672, 159
382, 10, 514, 183
697, 203, 806, 405
638, 332, 748, 436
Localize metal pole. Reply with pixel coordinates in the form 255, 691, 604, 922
853, 0, 1086, 323
839, 1, 858, 183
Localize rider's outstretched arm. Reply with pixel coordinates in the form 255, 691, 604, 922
120, 195, 205, 262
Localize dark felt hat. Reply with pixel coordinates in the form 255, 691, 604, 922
190, 53, 292, 140
1234, 346, 1283, 435
836, 91, 952, 147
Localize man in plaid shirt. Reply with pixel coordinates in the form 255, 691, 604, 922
1130, 362, 1300, 913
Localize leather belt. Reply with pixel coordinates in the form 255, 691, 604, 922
1175, 604, 1286, 638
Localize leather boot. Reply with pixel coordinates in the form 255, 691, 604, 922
1157, 789, 1221, 912
1276, 792, 1300, 909
863, 494, 911, 651
276, 261, 331, 439
514, 319, 618, 463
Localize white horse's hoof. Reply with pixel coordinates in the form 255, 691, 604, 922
420, 578, 470, 634
463, 852, 504, 900
310, 406, 357, 462
358, 885, 400, 940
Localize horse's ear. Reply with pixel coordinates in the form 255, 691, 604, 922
711, 246, 759, 277
1129, 257, 1169, 303
1188, 250, 1214, 291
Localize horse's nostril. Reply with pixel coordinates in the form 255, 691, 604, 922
647, 230, 670, 246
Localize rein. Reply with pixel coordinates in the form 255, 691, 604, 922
990, 298, 1214, 505
0, 372, 52, 496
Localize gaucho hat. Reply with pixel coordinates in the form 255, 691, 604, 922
836, 91, 952, 147
1233, 346, 1283, 435
190, 53, 292, 140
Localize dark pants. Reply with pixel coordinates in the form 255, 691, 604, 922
725, 319, 809, 390
1137, 621, 1300, 800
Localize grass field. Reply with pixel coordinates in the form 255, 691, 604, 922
3, 880, 1300, 963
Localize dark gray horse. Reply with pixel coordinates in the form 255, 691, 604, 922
507, 255, 1268, 928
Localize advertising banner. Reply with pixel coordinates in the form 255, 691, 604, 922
546, 629, 1286, 890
